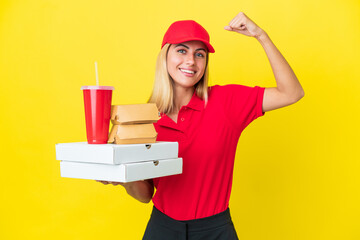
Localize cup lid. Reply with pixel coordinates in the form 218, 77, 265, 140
81, 86, 114, 90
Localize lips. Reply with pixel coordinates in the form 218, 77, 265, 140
179, 68, 196, 75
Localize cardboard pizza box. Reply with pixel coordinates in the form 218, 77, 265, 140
55, 141, 178, 165
59, 158, 183, 183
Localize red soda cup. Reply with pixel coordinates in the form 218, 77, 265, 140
81, 86, 114, 144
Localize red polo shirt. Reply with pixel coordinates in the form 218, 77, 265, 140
152, 84, 265, 220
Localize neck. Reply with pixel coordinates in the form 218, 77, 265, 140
172, 86, 195, 113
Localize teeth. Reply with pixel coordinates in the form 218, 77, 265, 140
180, 69, 195, 74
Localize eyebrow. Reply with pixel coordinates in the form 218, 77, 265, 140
175, 43, 207, 52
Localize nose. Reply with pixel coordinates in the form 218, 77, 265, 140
185, 54, 195, 65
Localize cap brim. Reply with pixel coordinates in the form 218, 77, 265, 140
167, 37, 215, 53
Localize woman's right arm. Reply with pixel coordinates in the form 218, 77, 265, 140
97, 179, 154, 203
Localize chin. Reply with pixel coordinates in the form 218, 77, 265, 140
177, 82, 199, 89
171, 75, 202, 90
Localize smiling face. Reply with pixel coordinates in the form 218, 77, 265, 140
166, 40, 208, 90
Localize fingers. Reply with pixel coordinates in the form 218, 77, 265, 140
110, 182, 124, 186
96, 180, 124, 186
224, 12, 264, 38
224, 25, 232, 31
96, 180, 109, 185
226, 12, 248, 30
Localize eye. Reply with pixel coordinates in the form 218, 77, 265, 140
196, 52, 205, 58
177, 49, 186, 54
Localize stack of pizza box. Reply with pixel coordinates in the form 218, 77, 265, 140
56, 104, 182, 183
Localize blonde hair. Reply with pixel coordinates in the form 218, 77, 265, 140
148, 43, 209, 114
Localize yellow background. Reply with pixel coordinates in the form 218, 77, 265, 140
1, 0, 359, 239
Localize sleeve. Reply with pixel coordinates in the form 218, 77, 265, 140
215, 84, 265, 134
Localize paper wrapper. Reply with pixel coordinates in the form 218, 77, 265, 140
108, 123, 157, 144
111, 103, 159, 125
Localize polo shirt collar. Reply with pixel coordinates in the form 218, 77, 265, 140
156, 91, 205, 130
185, 90, 205, 111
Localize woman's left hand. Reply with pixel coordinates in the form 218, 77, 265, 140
96, 180, 124, 186
224, 12, 265, 39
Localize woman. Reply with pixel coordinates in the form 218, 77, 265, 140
99, 12, 304, 239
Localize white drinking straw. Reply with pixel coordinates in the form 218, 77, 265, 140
95, 61, 99, 86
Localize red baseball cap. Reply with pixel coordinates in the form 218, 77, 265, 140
161, 20, 215, 53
